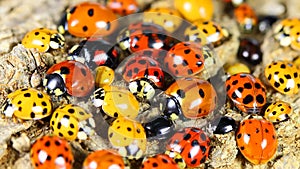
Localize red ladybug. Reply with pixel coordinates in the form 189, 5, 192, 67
166, 127, 211, 167
164, 41, 205, 77
43, 60, 95, 97
117, 22, 174, 53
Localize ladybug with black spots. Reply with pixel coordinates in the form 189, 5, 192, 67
117, 22, 175, 53
225, 73, 266, 113
121, 50, 165, 100
273, 18, 300, 50
108, 117, 147, 159
58, 1, 117, 38
184, 20, 230, 47
30, 135, 73, 169
166, 127, 211, 168
107, 0, 139, 16
50, 104, 91, 141
234, 3, 258, 33
141, 154, 180, 169
264, 61, 300, 95
263, 101, 292, 123
165, 77, 217, 119
22, 28, 65, 52
236, 116, 277, 164
91, 85, 140, 119
1, 88, 52, 121
164, 41, 205, 77
43, 60, 95, 97
83, 149, 126, 169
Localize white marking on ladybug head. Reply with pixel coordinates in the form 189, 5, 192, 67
3, 104, 16, 117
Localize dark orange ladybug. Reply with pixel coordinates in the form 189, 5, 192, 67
58, 2, 118, 38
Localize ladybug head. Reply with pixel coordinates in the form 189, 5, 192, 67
162, 96, 183, 121
49, 33, 65, 50
43, 73, 67, 96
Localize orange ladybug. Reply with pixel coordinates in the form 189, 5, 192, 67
236, 117, 277, 164
58, 2, 118, 38
234, 3, 257, 33
83, 150, 126, 169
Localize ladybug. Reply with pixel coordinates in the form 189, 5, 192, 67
264, 61, 300, 95
83, 149, 126, 169
164, 41, 205, 77
117, 22, 174, 53
272, 18, 300, 50
213, 116, 237, 134
226, 73, 266, 113
58, 2, 117, 38
174, 0, 214, 22
43, 60, 95, 97
141, 154, 180, 169
121, 50, 165, 100
50, 104, 91, 141
95, 66, 115, 88
165, 77, 217, 119
273, 18, 300, 47
166, 127, 210, 167
237, 38, 262, 66
236, 116, 277, 164
144, 7, 183, 33
22, 28, 65, 52
234, 3, 258, 33
107, 0, 139, 16
1, 88, 52, 121
224, 62, 251, 75
108, 117, 147, 159
68, 39, 121, 69
30, 135, 73, 169
184, 20, 230, 47
122, 50, 165, 88
143, 116, 175, 140
91, 86, 139, 119
289, 25, 300, 50
263, 101, 292, 123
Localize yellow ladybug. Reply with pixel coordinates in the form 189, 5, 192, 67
50, 104, 91, 141
1, 88, 52, 121
22, 28, 65, 52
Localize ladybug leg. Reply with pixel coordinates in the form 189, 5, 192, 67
12, 116, 22, 123
37, 119, 45, 125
